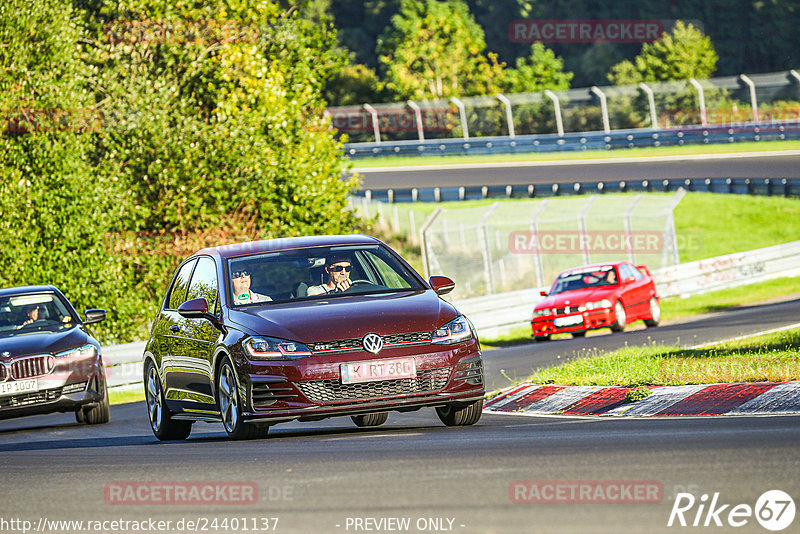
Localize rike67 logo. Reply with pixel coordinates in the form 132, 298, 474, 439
668, 490, 795, 531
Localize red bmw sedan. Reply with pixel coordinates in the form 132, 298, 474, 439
531, 261, 660, 341
143, 235, 485, 440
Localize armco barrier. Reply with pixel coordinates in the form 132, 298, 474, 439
346, 121, 800, 160
102, 241, 800, 390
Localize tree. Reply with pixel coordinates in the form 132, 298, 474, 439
608, 21, 718, 85
500, 42, 572, 94
377, 0, 504, 100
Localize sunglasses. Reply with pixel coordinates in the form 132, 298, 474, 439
328, 265, 352, 273
232, 270, 250, 278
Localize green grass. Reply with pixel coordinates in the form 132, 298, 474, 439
109, 389, 144, 406
480, 276, 800, 349
349, 140, 800, 168
524, 327, 800, 387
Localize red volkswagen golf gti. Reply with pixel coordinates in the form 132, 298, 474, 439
143, 235, 485, 440
531, 261, 661, 341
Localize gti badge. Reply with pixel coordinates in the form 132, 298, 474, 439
362, 333, 384, 354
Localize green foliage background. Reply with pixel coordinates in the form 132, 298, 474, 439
1, 0, 359, 343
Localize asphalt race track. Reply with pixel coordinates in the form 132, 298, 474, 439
1, 299, 799, 533
353, 152, 800, 190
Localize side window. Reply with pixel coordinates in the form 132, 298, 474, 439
186, 257, 219, 309
364, 251, 407, 288
167, 259, 197, 310
630, 265, 644, 281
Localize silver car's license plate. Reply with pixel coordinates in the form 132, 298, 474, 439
0, 379, 38, 397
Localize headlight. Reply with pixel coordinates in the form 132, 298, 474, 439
533, 308, 551, 317
55, 344, 97, 358
432, 316, 473, 345
583, 299, 612, 311
244, 337, 312, 360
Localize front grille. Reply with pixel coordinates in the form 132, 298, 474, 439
308, 331, 433, 354
296, 366, 452, 404
10, 355, 55, 379
0, 387, 62, 409
251, 380, 299, 408
0, 363, 6, 381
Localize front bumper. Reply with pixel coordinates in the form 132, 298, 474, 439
0, 379, 104, 420
240, 344, 485, 423
532, 308, 614, 337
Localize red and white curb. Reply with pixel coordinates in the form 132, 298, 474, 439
483, 381, 800, 417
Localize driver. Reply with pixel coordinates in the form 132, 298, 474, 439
307, 254, 352, 296
19, 304, 42, 327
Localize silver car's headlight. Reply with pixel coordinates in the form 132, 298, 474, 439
55, 344, 97, 358
244, 337, 312, 360
432, 316, 473, 345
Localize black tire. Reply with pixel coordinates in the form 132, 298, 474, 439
144, 360, 192, 441
572, 331, 586, 338
610, 301, 626, 332
534, 335, 550, 342
216, 357, 268, 440
436, 399, 483, 426
351, 412, 388, 427
644, 297, 661, 327
75, 408, 85, 424
83, 372, 110, 424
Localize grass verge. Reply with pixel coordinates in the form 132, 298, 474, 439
349, 140, 800, 168
480, 276, 800, 349
109, 389, 144, 406
525, 327, 800, 387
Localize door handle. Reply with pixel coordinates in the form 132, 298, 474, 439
170, 325, 181, 333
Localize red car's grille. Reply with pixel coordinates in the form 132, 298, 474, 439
307, 331, 433, 354
10, 355, 55, 380
295, 366, 452, 404
0, 387, 62, 409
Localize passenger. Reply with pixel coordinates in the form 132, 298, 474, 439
307, 255, 353, 296
231, 269, 271, 304
606, 269, 617, 284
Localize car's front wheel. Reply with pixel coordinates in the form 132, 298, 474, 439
436, 400, 483, 426
217, 357, 268, 440
610, 301, 626, 332
82, 372, 110, 424
644, 297, 661, 327
351, 412, 389, 427
145, 360, 192, 441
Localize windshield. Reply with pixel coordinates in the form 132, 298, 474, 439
226, 244, 426, 306
0, 292, 75, 335
549, 266, 619, 295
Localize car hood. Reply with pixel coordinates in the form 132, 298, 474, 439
537, 287, 618, 310
226, 290, 459, 342
0, 325, 90, 359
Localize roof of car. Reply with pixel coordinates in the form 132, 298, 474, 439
0, 285, 60, 298
560, 261, 629, 275
195, 234, 383, 259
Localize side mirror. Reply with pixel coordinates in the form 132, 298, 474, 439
84, 309, 106, 324
625, 276, 636, 284
429, 276, 455, 296
540, 290, 548, 297
178, 298, 210, 319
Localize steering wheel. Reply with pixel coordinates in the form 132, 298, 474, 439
343, 280, 373, 292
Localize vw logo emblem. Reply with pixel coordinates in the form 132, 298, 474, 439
362, 333, 384, 354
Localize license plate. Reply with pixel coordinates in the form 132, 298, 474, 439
341, 357, 417, 384
0, 379, 38, 397
555, 315, 583, 327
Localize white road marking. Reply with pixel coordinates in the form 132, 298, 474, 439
687, 322, 800, 349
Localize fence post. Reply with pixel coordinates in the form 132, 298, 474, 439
590, 86, 610, 133
638, 82, 658, 129
496, 94, 515, 138
450, 96, 469, 139
624, 195, 644, 264
688, 78, 707, 127
408, 210, 418, 246
419, 207, 444, 279
578, 196, 597, 265
739, 74, 759, 123
407, 100, 425, 141
544, 90, 564, 136
529, 199, 551, 287
480, 203, 501, 294
363, 103, 381, 143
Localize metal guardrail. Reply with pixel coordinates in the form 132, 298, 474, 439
355, 178, 800, 204
346, 121, 800, 160
102, 240, 800, 386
